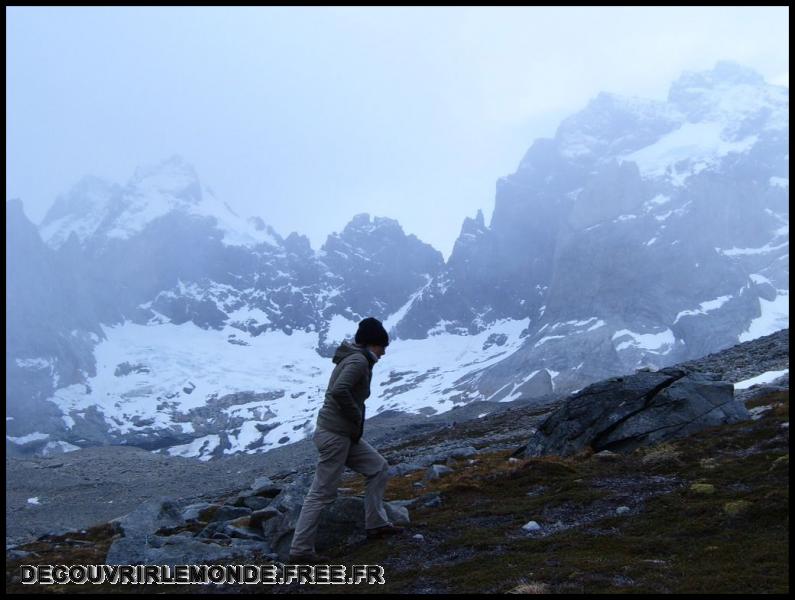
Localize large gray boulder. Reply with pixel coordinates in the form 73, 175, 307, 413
261, 475, 411, 560
105, 497, 186, 564
524, 367, 749, 457
315, 496, 409, 551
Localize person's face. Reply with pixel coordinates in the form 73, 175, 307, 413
369, 345, 386, 358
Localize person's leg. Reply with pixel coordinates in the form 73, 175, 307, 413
289, 429, 350, 555
345, 438, 391, 529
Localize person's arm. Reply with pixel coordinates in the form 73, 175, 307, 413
328, 355, 367, 427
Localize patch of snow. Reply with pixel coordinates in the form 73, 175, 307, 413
39, 177, 116, 248
15, 358, 51, 369
648, 194, 671, 206
587, 320, 606, 331
734, 369, 789, 390
370, 317, 532, 414
674, 294, 733, 323
534, 335, 565, 347
166, 435, 221, 462
717, 240, 789, 256
749, 274, 771, 285
46, 320, 332, 452
326, 314, 360, 344
612, 328, 675, 352
547, 369, 560, 392
227, 305, 271, 326
619, 121, 758, 186
7, 432, 50, 444
382, 274, 433, 332
738, 290, 789, 342
41, 440, 81, 455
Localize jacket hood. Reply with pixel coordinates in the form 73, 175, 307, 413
332, 340, 376, 367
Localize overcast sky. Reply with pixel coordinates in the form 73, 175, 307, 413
6, 6, 789, 260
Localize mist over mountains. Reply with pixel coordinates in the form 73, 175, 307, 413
6, 61, 788, 460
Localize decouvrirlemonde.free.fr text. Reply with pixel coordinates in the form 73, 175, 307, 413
21, 564, 385, 585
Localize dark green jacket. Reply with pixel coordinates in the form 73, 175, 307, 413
316, 340, 377, 438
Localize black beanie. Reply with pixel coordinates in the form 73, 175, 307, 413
355, 317, 389, 347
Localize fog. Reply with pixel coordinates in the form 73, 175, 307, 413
6, 6, 789, 260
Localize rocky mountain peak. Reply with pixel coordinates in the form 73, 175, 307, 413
456, 208, 489, 243
553, 92, 681, 162
39, 176, 119, 248
322, 213, 424, 259
342, 213, 404, 237
283, 231, 314, 255
667, 61, 787, 130
6, 198, 42, 249
669, 61, 767, 99
128, 154, 202, 202
6, 197, 26, 220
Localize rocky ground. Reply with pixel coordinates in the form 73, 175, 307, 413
5, 392, 552, 547
5, 329, 789, 593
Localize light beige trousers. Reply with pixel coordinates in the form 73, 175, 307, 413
289, 427, 391, 555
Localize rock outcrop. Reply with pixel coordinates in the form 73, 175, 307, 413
523, 367, 750, 457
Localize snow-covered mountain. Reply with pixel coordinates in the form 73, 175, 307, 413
6, 61, 788, 460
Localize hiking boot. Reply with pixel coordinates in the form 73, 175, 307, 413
366, 523, 405, 539
287, 551, 331, 564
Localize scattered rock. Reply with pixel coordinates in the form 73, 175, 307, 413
425, 464, 453, 480
448, 446, 478, 459
594, 450, 620, 460
509, 582, 550, 594
385, 502, 410, 525
233, 489, 270, 508
640, 444, 682, 465
615, 506, 630, 515
690, 483, 715, 494
250, 476, 281, 497
222, 516, 268, 541
249, 507, 281, 529
387, 462, 425, 477
418, 492, 442, 508
723, 500, 751, 516
181, 503, 219, 522
522, 520, 541, 532
209, 506, 251, 522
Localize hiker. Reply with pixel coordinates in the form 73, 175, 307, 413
288, 317, 405, 563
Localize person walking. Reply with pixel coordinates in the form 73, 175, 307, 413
288, 317, 405, 563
